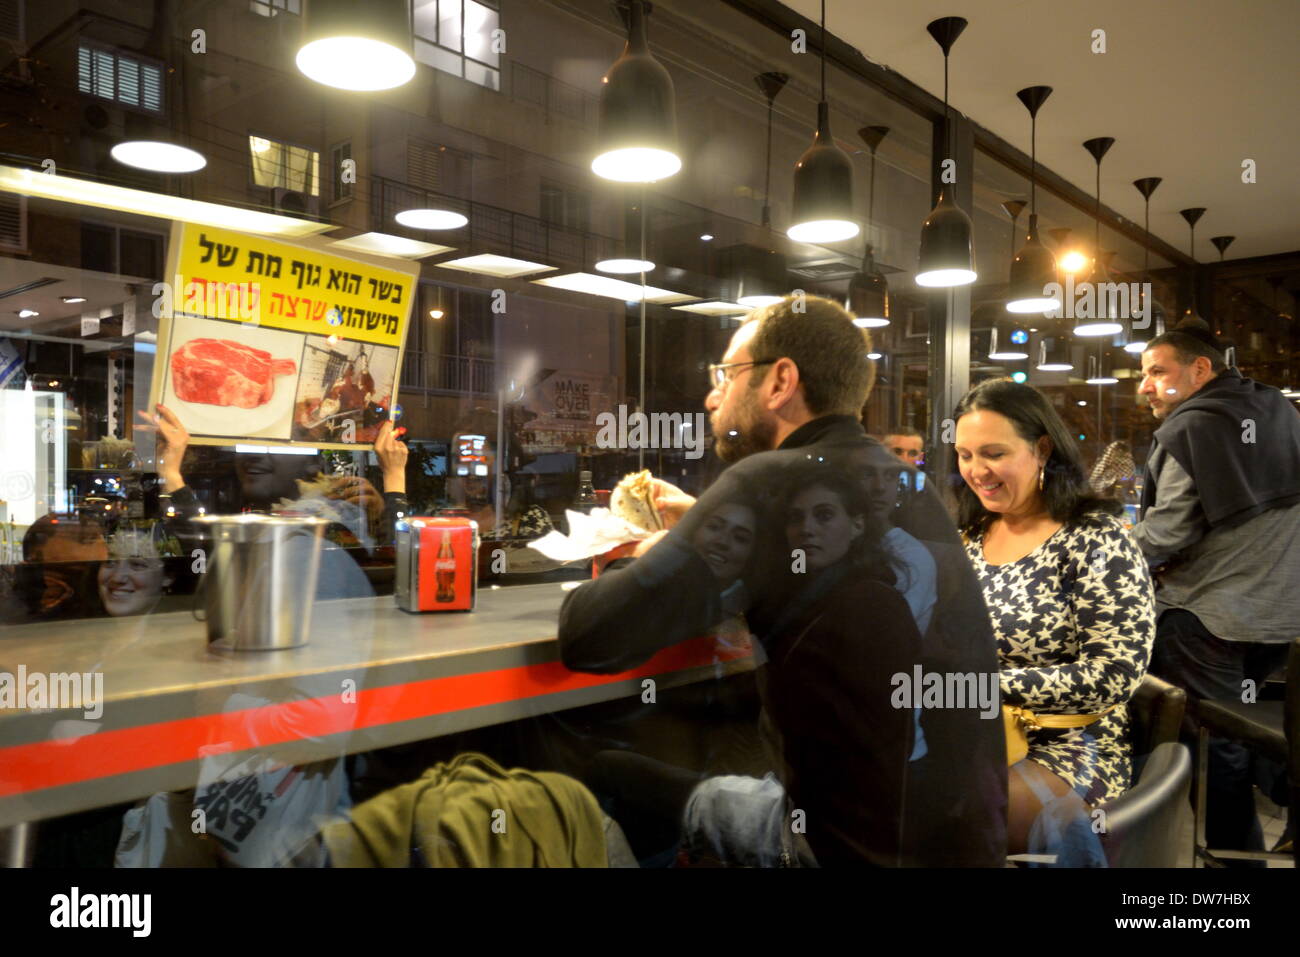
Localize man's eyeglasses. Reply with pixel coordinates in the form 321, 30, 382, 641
707, 359, 775, 390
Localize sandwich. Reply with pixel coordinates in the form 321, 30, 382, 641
610, 469, 663, 532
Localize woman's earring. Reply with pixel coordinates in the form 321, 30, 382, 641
1038, 464, 1045, 492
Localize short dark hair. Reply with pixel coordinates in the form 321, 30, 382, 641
1145, 318, 1227, 373
744, 294, 874, 416
883, 425, 923, 440
949, 378, 1121, 536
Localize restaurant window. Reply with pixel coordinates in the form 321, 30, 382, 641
249, 0, 300, 16
76, 42, 164, 114
540, 182, 589, 232
412, 0, 501, 91
330, 140, 353, 205
249, 134, 320, 197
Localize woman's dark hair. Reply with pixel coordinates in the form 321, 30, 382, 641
949, 378, 1122, 535
775, 462, 895, 586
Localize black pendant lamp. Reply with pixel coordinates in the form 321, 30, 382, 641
1126, 177, 1164, 353
1075, 137, 1123, 336
297, 0, 415, 91
990, 200, 1030, 359
736, 71, 792, 308
1211, 235, 1235, 262
1037, 335, 1074, 372
592, 0, 681, 183
787, 0, 858, 243
1085, 350, 1118, 385
916, 16, 976, 287
847, 125, 891, 327
597, 198, 655, 274
1006, 86, 1060, 314
1179, 207, 1208, 324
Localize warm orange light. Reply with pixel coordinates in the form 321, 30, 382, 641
1059, 250, 1088, 273
430, 309, 445, 319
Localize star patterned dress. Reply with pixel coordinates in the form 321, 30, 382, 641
964, 511, 1156, 804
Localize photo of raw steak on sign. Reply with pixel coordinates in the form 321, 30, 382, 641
171, 338, 297, 408
161, 317, 303, 440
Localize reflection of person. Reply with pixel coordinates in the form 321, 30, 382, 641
1132, 323, 1300, 860
98, 530, 173, 617
784, 480, 864, 570
691, 501, 757, 588
560, 294, 1006, 866
14, 514, 108, 620
953, 378, 1155, 863
879, 426, 925, 468
139, 403, 409, 549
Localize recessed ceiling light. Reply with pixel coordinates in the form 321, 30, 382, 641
396, 208, 468, 230
532, 273, 693, 303
17, 308, 39, 318
61, 296, 87, 304
700, 234, 714, 242
326, 232, 452, 259
737, 294, 784, 308
595, 257, 655, 274
435, 255, 556, 278
670, 301, 749, 316
0, 164, 329, 237
867, 352, 882, 360
111, 141, 207, 173
430, 309, 445, 319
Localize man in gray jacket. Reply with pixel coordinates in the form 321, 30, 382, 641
1133, 321, 1300, 859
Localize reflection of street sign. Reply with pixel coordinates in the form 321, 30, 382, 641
0, 339, 21, 388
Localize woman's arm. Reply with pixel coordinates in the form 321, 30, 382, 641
1001, 516, 1156, 714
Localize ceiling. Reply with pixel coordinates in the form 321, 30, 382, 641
785, 0, 1300, 263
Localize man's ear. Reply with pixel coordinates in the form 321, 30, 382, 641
764, 357, 801, 411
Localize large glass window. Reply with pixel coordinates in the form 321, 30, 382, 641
413, 0, 500, 90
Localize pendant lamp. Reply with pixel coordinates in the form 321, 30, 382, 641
1006, 86, 1060, 313
1037, 335, 1074, 372
1126, 177, 1163, 353
847, 125, 891, 327
592, 0, 681, 183
988, 321, 1030, 360
1002, 199, 1027, 258
1074, 137, 1123, 336
1179, 207, 1208, 324
916, 16, 975, 287
1085, 352, 1117, 385
735, 71, 792, 307
596, 198, 655, 274
787, 0, 858, 243
297, 0, 416, 91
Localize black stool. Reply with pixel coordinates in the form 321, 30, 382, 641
1191, 636, 1298, 867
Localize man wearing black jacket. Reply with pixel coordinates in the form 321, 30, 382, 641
1135, 322, 1300, 858
558, 295, 1007, 866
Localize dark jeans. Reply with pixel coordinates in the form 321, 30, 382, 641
1148, 608, 1289, 858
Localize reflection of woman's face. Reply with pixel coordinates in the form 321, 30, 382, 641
97, 558, 167, 617
785, 485, 864, 571
692, 503, 756, 585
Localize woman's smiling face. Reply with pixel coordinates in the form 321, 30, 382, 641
692, 502, 757, 585
785, 484, 864, 571
954, 409, 1048, 520
97, 557, 168, 617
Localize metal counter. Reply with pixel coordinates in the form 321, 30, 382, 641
0, 583, 754, 827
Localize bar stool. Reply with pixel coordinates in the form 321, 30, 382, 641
1191, 636, 1298, 867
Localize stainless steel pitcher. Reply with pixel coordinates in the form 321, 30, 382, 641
194, 514, 329, 651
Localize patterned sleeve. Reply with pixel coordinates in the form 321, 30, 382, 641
1000, 514, 1156, 714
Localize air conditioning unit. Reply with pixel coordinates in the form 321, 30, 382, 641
271, 187, 319, 220
0, 194, 26, 252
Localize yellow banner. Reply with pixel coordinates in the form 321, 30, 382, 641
173, 224, 414, 347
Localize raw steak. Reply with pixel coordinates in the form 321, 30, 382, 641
171, 338, 297, 409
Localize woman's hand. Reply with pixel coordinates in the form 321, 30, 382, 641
136, 403, 189, 493
374, 420, 408, 494
650, 478, 696, 529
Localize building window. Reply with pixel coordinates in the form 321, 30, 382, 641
249, 0, 300, 16
412, 0, 500, 91
249, 135, 320, 196
331, 141, 353, 204
540, 182, 589, 232
77, 43, 164, 114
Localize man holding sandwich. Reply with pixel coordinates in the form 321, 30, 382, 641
558, 295, 1006, 866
